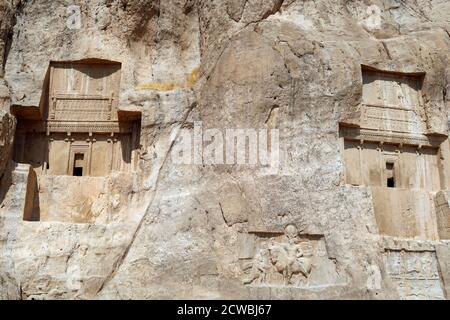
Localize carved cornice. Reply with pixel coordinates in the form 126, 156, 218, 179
46, 121, 133, 133
18, 120, 134, 134
341, 127, 446, 147
50, 94, 115, 121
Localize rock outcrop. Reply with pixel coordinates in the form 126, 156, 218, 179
0, 0, 449, 299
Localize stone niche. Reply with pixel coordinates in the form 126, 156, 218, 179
340, 66, 450, 240
11, 60, 141, 222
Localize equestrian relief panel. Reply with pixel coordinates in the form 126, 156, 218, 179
239, 225, 345, 288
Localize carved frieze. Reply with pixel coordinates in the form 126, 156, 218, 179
361, 68, 426, 136
383, 249, 445, 300
434, 191, 450, 239
12, 61, 141, 178
342, 67, 431, 144
361, 104, 426, 134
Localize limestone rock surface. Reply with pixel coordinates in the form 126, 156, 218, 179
0, 0, 449, 299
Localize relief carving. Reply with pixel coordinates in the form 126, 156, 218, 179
340, 66, 448, 240
12, 61, 141, 177
434, 191, 450, 239
240, 224, 344, 288
360, 68, 426, 135
10, 60, 142, 222
383, 249, 445, 300
242, 241, 271, 285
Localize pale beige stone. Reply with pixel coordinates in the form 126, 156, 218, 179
0, 0, 449, 300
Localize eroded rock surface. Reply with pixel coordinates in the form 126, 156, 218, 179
0, 0, 449, 299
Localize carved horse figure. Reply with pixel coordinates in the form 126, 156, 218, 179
268, 242, 312, 285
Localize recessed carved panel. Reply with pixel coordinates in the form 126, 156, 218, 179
383, 249, 445, 300
361, 105, 426, 133
340, 67, 449, 240
342, 141, 441, 190
48, 62, 121, 122
51, 96, 113, 122
361, 70, 426, 134
13, 61, 141, 178
239, 225, 345, 288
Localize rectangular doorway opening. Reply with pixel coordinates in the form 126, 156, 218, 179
386, 162, 395, 188
73, 153, 84, 176
387, 177, 395, 188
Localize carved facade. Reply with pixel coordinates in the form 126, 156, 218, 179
11, 60, 141, 222
381, 238, 448, 300
384, 249, 444, 299
340, 66, 450, 240
13, 61, 141, 177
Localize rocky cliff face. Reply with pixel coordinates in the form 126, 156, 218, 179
0, 1, 16, 183
0, 0, 449, 299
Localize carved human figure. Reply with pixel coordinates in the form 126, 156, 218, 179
269, 224, 312, 285
242, 241, 271, 285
